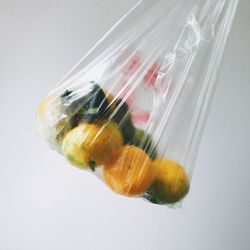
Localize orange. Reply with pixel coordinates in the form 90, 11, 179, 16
144, 159, 190, 204
62, 121, 123, 170
103, 145, 156, 196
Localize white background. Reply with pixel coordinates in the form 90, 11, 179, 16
0, 0, 249, 249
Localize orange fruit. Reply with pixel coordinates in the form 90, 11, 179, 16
62, 121, 123, 170
103, 145, 156, 196
144, 159, 190, 204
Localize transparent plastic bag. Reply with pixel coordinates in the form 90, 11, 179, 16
36, 0, 239, 205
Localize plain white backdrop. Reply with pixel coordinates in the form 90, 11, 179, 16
0, 0, 249, 249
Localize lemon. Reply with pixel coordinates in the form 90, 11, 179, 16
38, 95, 58, 121
132, 128, 158, 159
103, 145, 156, 196
144, 159, 190, 204
62, 121, 123, 170
37, 95, 71, 151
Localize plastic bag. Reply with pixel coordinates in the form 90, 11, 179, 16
36, 0, 239, 206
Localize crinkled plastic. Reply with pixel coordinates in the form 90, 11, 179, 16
36, 0, 239, 206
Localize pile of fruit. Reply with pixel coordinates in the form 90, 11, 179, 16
38, 82, 190, 204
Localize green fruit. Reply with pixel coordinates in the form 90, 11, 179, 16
132, 128, 158, 159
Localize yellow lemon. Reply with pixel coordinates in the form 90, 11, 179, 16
103, 145, 156, 196
37, 95, 71, 151
62, 121, 123, 170
144, 159, 190, 204
38, 95, 58, 121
